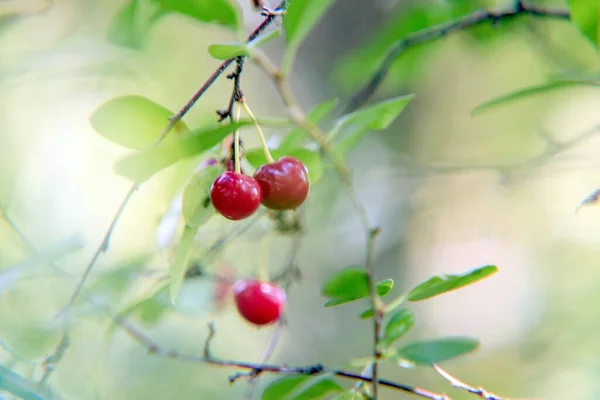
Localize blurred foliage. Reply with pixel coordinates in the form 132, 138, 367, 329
1, 0, 600, 399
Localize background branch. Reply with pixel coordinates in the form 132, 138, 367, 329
345, 0, 570, 113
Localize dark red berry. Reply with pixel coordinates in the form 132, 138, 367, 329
233, 280, 286, 326
253, 156, 310, 210
210, 171, 262, 220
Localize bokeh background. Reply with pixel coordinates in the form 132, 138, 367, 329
2, 0, 600, 399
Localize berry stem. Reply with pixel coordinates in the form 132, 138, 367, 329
234, 104, 242, 174
241, 101, 275, 164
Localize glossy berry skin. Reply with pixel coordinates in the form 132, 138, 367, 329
233, 280, 286, 326
210, 171, 262, 221
253, 156, 310, 210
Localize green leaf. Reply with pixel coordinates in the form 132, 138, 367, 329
359, 309, 374, 319
396, 337, 479, 365
90, 95, 188, 150
245, 147, 324, 183
322, 268, 369, 307
472, 81, 600, 114
331, 95, 415, 153
278, 98, 339, 151
182, 164, 221, 228
376, 279, 394, 296
568, 0, 600, 46
152, 0, 241, 32
249, 28, 282, 49
282, 0, 336, 73
262, 375, 343, 400
334, 392, 357, 400
380, 309, 414, 348
407, 265, 498, 302
115, 121, 249, 182
0, 365, 54, 400
108, 0, 168, 49
169, 225, 197, 303
208, 42, 249, 60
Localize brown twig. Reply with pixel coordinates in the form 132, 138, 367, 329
433, 364, 505, 400
345, 0, 570, 113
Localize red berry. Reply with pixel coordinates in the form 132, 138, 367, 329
210, 171, 262, 220
253, 156, 310, 210
233, 280, 286, 326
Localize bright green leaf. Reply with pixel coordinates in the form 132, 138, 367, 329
182, 164, 222, 227
376, 279, 394, 296
262, 375, 343, 400
115, 121, 249, 182
568, 0, 600, 46
396, 337, 479, 365
407, 265, 498, 301
282, 0, 336, 73
108, 0, 168, 49
472, 80, 600, 114
334, 392, 357, 400
0, 365, 55, 400
152, 0, 241, 32
169, 225, 198, 303
380, 309, 414, 348
359, 308, 374, 319
208, 42, 249, 60
90, 95, 188, 150
322, 268, 369, 307
278, 98, 339, 151
245, 147, 324, 183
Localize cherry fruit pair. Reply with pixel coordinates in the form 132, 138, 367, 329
210, 156, 310, 221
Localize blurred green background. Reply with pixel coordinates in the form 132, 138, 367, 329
2, 0, 600, 399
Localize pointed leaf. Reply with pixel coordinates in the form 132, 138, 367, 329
322, 268, 369, 307
282, 0, 336, 73
331, 95, 415, 153
181, 164, 222, 227
208, 42, 249, 60
278, 98, 339, 151
153, 0, 241, 32
408, 265, 498, 302
169, 225, 197, 302
262, 375, 342, 400
380, 309, 414, 348
376, 279, 394, 296
397, 337, 479, 365
473, 81, 600, 114
115, 121, 249, 182
568, 0, 600, 46
359, 308, 374, 319
90, 95, 188, 150
245, 147, 323, 183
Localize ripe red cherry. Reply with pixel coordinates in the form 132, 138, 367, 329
210, 171, 262, 220
233, 280, 286, 326
253, 156, 310, 210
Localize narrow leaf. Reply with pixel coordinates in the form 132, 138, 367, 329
245, 147, 324, 183
331, 95, 415, 153
115, 121, 249, 182
359, 309, 374, 319
153, 0, 241, 32
262, 375, 342, 400
249, 28, 282, 49
397, 337, 479, 365
90, 95, 187, 150
0, 365, 53, 400
169, 225, 197, 303
473, 81, 600, 114
407, 265, 498, 302
282, 0, 336, 73
278, 98, 339, 151
208, 42, 249, 60
380, 309, 414, 348
182, 164, 222, 227
568, 0, 600, 46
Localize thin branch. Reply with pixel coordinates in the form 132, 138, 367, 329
345, 0, 570, 113
433, 364, 504, 400
115, 315, 452, 400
